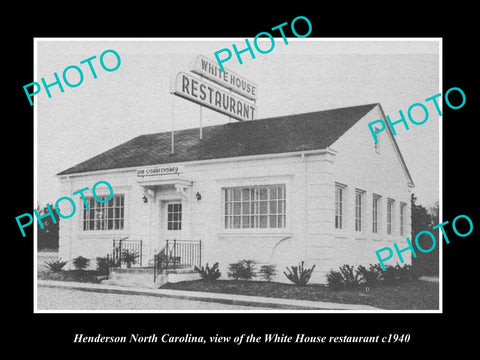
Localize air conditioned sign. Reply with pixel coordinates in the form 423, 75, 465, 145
171, 72, 257, 122
190, 55, 258, 100
137, 166, 183, 177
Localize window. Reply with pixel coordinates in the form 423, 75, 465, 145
224, 184, 286, 229
372, 194, 381, 233
167, 203, 182, 230
387, 198, 395, 235
335, 184, 345, 229
355, 189, 365, 232
83, 195, 124, 231
400, 202, 407, 236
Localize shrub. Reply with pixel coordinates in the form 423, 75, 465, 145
357, 264, 383, 287
259, 264, 277, 282
326, 270, 345, 290
96, 256, 111, 276
382, 264, 420, 284
72, 256, 90, 271
382, 265, 399, 285
327, 264, 364, 290
194, 263, 221, 281
121, 249, 138, 268
338, 264, 362, 288
227, 260, 257, 280
284, 261, 315, 286
44, 259, 67, 272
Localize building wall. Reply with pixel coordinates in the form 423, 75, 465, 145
305, 105, 413, 283
58, 106, 413, 283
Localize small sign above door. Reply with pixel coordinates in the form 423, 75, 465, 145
137, 166, 183, 177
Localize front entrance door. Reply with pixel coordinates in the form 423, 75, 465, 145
164, 201, 183, 240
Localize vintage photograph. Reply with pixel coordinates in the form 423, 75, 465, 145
34, 38, 440, 312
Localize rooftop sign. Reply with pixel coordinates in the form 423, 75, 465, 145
171, 71, 257, 121
190, 55, 258, 101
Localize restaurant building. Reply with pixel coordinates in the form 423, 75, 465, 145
57, 103, 414, 284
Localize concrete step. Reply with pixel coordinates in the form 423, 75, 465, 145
102, 268, 200, 289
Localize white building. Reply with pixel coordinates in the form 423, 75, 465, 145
57, 103, 414, 284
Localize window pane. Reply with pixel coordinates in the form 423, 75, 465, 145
242, 188, 250, 201
259, 188, 268, 200
269, 201, 277, 214
259, 201, 268, 214
233, 216, 241, 228
242, 216, 250, 228
233, 189, 241, 201
234, 202, 241, 215
108, 219, 113, 230
242, 202, 250, 215
270, 187, 277, 199
259, 215, 268, 228
269, 215, 277, 228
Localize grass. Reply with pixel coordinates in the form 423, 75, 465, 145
161, 279, 439, 310
38, 270, 107, 283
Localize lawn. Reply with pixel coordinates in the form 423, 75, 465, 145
161, 279, 439, 310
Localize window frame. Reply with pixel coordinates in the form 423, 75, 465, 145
223, 184, 286, 230
387, 198, 395, 235
354, 189, 365, 232
82, 194, 125, 232
335, 183, 347, 230
399, 202, 407, 236
372, 194, 381, 234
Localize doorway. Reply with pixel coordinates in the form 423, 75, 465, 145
163, 201, 183, 240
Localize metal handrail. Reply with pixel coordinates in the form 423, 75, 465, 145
111, 237, 143, 268
153, 239, 201, 282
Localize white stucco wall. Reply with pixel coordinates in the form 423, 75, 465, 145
305, 105, 413, 283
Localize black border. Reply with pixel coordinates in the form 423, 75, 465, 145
8, 7, 478, 353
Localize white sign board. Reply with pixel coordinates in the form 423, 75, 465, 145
137, 166, 183, 177
190, 55, 258, 100
171, 71, 257, 121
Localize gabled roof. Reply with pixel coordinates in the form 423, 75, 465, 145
57, 104, 379, 176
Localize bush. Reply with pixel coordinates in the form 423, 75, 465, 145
326, 270, 345, 290
383, 264, 420, 284
338, 264, 362, 288
121, 249, 138, 268
72, 256, 90, 271
259, 264, 277, 282
96, 256, 111, 276
44, 259, 67, 272
357, 264, 383, 287
194, 263, 221, 281
327, 263, 419, 290
228, 260, 257, 280
284, 261, 315, 286
326, 265, 362, 290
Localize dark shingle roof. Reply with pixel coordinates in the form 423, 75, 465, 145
57, 104, 378, 176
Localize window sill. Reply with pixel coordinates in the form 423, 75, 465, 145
217, 231, 293, 240
77, 231, 128, 239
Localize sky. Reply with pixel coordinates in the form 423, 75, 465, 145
35, 38, 440, 209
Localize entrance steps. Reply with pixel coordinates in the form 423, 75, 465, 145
101, 267, 199, 289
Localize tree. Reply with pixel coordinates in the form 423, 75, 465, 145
411, 194, 439, 276
37, 203, 60, 250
